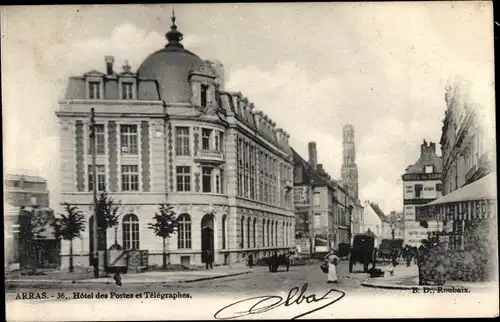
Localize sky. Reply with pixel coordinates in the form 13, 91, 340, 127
1, 2, 495, 213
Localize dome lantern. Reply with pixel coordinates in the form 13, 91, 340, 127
165, 9, 184, 48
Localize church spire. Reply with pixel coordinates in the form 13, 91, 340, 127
165, 6, 184, 47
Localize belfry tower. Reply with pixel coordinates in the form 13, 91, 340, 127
341, 124, 359, 198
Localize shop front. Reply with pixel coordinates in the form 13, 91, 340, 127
416, 172, 497, 283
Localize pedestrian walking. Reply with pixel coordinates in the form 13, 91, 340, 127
205, 250, 214, 270
324, 250, 340, 283
247, 254, 254, 268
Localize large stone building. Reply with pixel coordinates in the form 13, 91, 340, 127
55, 15, 295, 269
402, 140, 443, 247
341, 124, 359, 199
4, 171, 58, 269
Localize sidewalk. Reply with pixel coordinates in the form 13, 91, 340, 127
5, 265, 254, 286
361, 264, 498, 291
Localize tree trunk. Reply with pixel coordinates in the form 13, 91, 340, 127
162, 238, 167, 269
69, 239, 74, 273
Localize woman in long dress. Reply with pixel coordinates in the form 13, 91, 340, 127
325, 250, 340, 283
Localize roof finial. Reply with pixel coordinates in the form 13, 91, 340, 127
165, 5, 183, 48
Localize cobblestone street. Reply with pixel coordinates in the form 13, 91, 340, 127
8, 261, 496, 320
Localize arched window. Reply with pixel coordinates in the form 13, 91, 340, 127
247, 217, 251, 248
253, 218, 256, 248
270, 221, 274, 247
177, 214, 192, 249
240, 216, 245, 249
266, 220, 270, 247
283, 222, 286, 246
275, 222, 278, 246
222, 215, 227, 249
122, 214, 139, 250
262, 219, 266, 247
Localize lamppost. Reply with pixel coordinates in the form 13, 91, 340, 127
89, 108, 99, 278
29, 196, 39, 272
308, 180, 315, 257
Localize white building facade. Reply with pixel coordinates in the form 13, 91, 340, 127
55, 16, 295, 269
360, 201, 383, 247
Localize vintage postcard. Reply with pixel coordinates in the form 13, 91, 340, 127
3, 2, 498, 320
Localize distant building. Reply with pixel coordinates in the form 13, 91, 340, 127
360, 201, 384, 247
381, 211, 405, 241
341, 124, 359, 199
402, 140, 443, 247
4, 171, 58, 269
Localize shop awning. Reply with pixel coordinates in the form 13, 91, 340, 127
417, 172, 497, 222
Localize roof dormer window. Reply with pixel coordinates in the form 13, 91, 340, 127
89, 81, 101, 99
424, 165, 434, 173
122, 82, 134, 100
201, 84, 209, 107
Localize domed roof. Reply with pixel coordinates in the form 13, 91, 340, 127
137, 14, 204, 103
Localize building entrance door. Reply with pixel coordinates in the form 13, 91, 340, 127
201, 214, 214, 263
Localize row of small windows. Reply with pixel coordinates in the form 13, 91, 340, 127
88, 81, 134, 100
88, 124, 139, 155
88, 165, 139, 192
176, 166, 224, 194
236, 136, 292, 207
175, 127, 224, 156
235, 216, 293, 249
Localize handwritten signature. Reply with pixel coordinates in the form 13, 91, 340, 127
214, 283, 346, 320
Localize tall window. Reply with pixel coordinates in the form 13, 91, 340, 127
120, 125, 138, 154
88, 124, 105, 155
436, 183, 443, 192
237, 138, 243, 196
121, 165, 139, 191
202, 167, 212, 193
240, 217, 245, 248
250, 146, 255, 199
89, 81, 101, 99
414, 184, 423, 198
244, 142, 249, 198
122, 214, 139, 250
219, 132, 224, 152
262, 219, 266, 247
202, 128, 212, 150
201, 84, 209, 107
222, 215, 227, 249
175, 127, 190, 156
253, 218, 257, 248
275, 222, 278, 246
247, 217, 251, 248
267, 220, 270, 247
88, 165, 106, 192
215, 133, 220, 151
270, 221, 274, 246
121, 82, 133, 100
216, 173, 221, 194
176, 166, 191, 192
177, 214, 192, 249
259, 151, 264, 201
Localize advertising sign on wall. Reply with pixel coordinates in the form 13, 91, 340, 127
404, 205, 416, 222
294, 186, 310, 206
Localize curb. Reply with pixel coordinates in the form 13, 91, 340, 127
5, 271, 253, 288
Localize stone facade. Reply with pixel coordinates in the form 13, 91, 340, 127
55, 16, 295, 269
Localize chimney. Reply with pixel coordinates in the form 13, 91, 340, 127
308, 142, 317, 170
105, 56, 115, 75
420, 139, 428, 154
122, 60, 131, 73
429, 142, 436, 152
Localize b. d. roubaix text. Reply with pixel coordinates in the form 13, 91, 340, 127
71, 291, 192, 300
